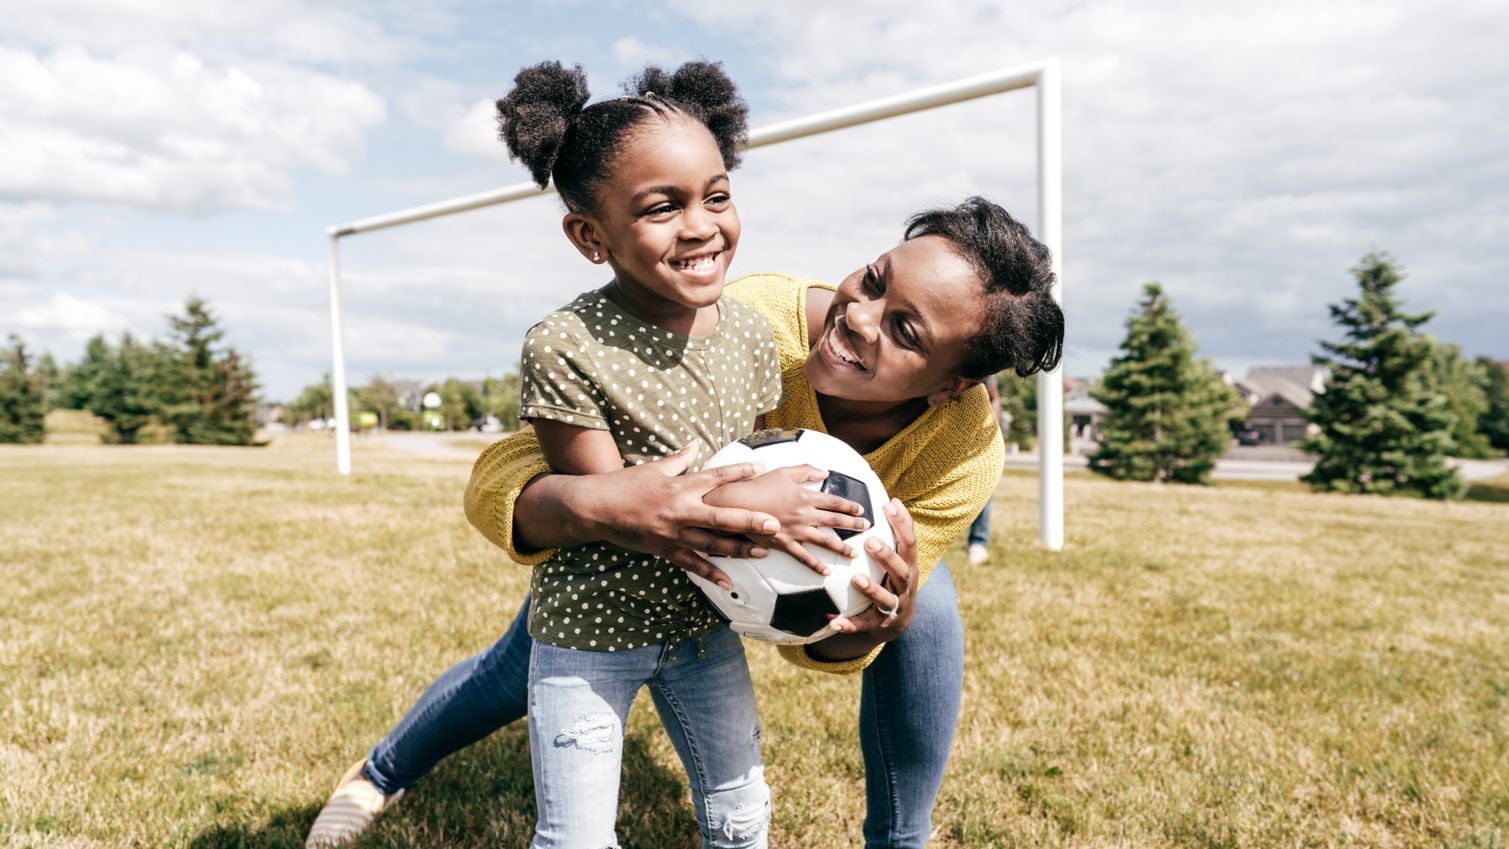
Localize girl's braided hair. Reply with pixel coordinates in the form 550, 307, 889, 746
496, 60, 748, 214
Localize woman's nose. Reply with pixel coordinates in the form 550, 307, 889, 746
844, 299, 881, 343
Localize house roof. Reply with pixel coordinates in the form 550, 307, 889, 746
1240, 374, 1314, 410
1245, 365, 1326, 393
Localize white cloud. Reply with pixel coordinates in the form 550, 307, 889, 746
666, 0, 1509, 369
443, 98, 510, 163
0, 45, 386, 213
610, 37, 686, 69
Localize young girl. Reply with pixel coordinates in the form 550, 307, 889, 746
505, 60, 776, 848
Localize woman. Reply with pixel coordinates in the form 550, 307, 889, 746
308, 196, 1063, 849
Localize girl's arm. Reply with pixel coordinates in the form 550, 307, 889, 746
533, 419, 624, 476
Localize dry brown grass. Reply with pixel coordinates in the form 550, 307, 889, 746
1, 436, 1505, 848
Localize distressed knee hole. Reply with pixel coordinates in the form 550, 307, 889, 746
552, 713, 617, 754
716, 796, 770, 843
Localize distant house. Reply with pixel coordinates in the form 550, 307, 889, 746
1237, 365, 1327, 445
1062, 377, 1107, 441
390, 379, 428, 412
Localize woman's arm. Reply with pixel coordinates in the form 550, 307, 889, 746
466, 430, 786, 583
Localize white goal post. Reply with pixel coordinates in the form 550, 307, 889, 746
324, 59, 1065, 550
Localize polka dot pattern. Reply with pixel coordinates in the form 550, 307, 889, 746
518, 291, 783, 651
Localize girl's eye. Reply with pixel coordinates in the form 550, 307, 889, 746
644, 203, 678, 217
706, 193, 731, 207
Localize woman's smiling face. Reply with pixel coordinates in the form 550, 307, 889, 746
806, 235, 988, 404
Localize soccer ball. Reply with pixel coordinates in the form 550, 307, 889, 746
689, 428, 895, 645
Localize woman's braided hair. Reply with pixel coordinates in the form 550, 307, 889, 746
905, 197, 1065, 378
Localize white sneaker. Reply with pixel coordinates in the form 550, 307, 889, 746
968, 543, 990, 566
305, 759, 403, 848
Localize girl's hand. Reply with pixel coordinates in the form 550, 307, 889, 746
576, 441, 782, 589
825, 498, 918, 642
700, 465, 871, 574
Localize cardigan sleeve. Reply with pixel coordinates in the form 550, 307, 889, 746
462, 428, 557, 567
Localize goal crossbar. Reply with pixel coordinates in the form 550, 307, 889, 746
324, 59, 1065, 550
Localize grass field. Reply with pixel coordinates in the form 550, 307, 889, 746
2, 434, 1506, 848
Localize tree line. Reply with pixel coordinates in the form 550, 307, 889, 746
1081, 252, 1508, 499
283, 373, 521, 433
1, 298, 260, 445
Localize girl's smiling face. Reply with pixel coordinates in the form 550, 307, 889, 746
565, 116, 740, 316
807, 235, 987, 405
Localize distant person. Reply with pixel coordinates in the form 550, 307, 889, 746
966, 373, 1004, 565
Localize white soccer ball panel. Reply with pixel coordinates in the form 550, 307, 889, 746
693, 428, 896, 644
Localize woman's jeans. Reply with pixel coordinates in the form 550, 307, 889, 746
364, 560, 965, 849
527, 627, 768, 849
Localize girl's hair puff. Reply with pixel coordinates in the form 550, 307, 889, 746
496, 60, 748, 215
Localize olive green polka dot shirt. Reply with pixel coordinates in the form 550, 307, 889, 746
519, 290, 783, 651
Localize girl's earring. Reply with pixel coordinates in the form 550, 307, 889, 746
592, 251, 601, 262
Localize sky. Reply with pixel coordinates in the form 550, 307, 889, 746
3, 0, 1507, 401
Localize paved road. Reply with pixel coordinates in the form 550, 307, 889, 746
371, 431, 1508, 483
1005, 451, 1509, 482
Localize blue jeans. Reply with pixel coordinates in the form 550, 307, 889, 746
966, 504, 990, 548
528, 627, 768, 849
364, 561, 965, 849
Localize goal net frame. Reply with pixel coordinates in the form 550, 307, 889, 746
323, 59, 1066, 550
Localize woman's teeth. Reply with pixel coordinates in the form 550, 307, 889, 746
829, 330, 863, 368
674, 253, 718, 273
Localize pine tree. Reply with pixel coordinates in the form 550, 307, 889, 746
1301, 253, 1465, 499
159, 298, 260, 445
54, 334, 113, 410
1089, 282, 1242, 484
1421, 340, 1491, 459
87, 334, 160, 444
1475, 357, 1509, 453
0, 335, 48, 444
998, 372, 1036, 449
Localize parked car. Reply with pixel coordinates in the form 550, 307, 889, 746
1234, 427, 1263, 446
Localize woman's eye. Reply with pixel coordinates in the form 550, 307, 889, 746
893, 320, 919, 349
861, 267, 881, 295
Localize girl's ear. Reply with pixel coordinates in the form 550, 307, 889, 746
926, 376, 979, 408
562, 213, 608, 263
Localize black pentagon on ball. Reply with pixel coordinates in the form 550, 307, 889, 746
738, 428, 805, 448
819, 471, 874, 540
769, 587, 840, 638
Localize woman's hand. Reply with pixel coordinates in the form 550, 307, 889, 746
700, 465, 871, 574
568, 441, 784, 589
806, 498, 919, 660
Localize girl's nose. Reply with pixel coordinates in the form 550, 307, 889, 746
680, 204, 718, 241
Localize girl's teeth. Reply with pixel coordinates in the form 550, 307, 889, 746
677, 254, 717, 272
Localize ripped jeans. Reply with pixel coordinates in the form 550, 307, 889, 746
365, 560, 965, 849
527, 625, 769, 849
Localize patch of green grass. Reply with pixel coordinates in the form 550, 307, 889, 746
2, 434, 1506, 847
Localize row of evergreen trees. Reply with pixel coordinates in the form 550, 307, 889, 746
1084, 252, 1507, 499
0, 298, 260, 445
283, 373, 522, 432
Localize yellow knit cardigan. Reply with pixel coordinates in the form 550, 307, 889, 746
464, 274, 1005, 673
